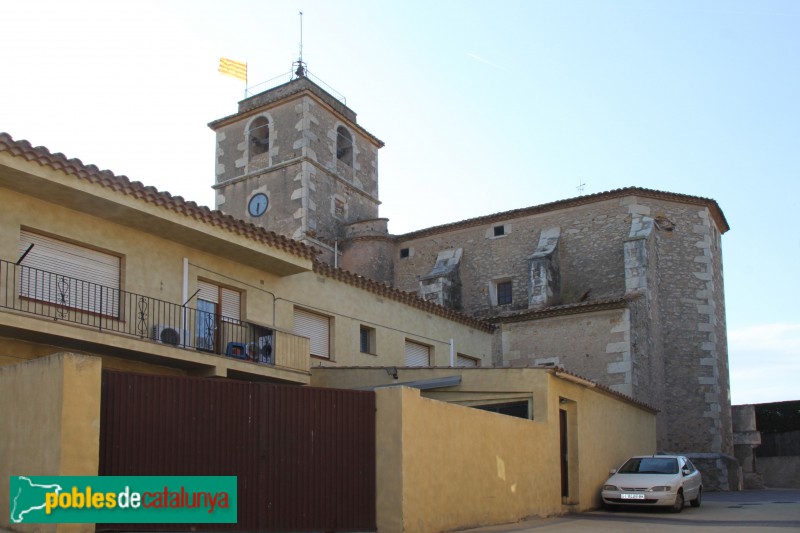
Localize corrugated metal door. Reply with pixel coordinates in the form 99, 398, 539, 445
99, 371, 376, 532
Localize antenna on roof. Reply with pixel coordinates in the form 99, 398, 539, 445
577, 180, 586, 195
293, 11, 307, 78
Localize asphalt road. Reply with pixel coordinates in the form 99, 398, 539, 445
1, 489, 797, 532
458, 489, 800, 532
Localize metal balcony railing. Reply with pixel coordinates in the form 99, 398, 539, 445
0, 259, 277, 366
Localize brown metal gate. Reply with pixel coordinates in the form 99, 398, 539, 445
99, 370, 376, 532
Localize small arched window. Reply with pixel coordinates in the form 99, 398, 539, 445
336, 126, 353, 167
248, 117, 270, 157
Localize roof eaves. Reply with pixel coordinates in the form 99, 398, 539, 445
0, 132, 318, 262
208, 84, 385, 148
486, 297, 630, 324
551, 366, 659, 413
397, 186, 729, 241
312, 261, 495, 333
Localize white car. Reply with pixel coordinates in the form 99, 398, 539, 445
601, 455, 702, 513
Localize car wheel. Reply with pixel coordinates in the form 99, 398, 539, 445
690, 487, 702, 508
669, 490, 684, 513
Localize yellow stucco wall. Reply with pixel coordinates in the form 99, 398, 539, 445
330, 368, 656, 532
377, 386, 560, 533
0, 353, 102, 533
0, 178, 492, 378
548, 373, 657, 510
279, 273, 493, 368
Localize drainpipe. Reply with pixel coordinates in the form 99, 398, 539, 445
182, 258, 189, 345
334, 240, 338, 268
450, 338, 455, 367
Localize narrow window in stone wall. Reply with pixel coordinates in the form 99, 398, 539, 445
496, 280, 513, 305
494, 225, 505, 236
336, 126, 353, 166
399, 248, 410, 258
248, 117, 270, 156
334, 198, 346, 219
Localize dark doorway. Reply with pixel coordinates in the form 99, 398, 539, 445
560, 408, 569, 498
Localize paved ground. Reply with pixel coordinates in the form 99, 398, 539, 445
2, 489, 797, 532
458, 489, 800, 532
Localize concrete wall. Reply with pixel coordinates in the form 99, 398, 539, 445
757, 457, 800, 488
0, 353, 102, 533
376, 386, 557, 533
320, 367, 656, 532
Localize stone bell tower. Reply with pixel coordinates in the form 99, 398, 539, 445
208, 66, 384, 263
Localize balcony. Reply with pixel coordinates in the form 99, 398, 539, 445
0, 259, 309, 378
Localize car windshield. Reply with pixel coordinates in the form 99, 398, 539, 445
618, 457, 679, 474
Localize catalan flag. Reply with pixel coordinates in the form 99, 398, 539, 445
218, 58, 247, 81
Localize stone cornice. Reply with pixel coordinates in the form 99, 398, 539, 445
397, 187, 729, 241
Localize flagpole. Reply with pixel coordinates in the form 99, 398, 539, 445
244, 62, 248, 99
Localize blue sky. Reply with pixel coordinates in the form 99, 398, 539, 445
1, 0, 797, 404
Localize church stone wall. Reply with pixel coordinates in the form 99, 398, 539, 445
393, 194, 730, 456
650, 201, 731, 455
394, 199, 630, 319
499, 307, 630, 392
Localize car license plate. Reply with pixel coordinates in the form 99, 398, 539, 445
621, 493, 645, 500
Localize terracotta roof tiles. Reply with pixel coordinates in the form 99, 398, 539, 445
312, 261, 495, 332
0, 132, 317, 261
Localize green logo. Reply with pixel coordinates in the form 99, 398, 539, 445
9, 476, 237, 524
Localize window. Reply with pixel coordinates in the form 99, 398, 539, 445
404, 340, 430, 367
196, 280, 242, 352
493, 225, 505, 237
294, 308, 331, 359
618, 457, 678, 475
18, 230, 121, 316
456, 354, 480, 367
496, 280, 513, 305
474, 401, 530, 420
248, 116, 270, 156
360, 325, 376, 354
399, 248, 410, 259
334, 197, 346, 219
336, 126, 353, 166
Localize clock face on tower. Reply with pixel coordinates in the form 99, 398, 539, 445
248, 193, 269, 217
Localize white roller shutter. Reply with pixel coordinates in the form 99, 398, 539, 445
457, 354, 479, 367
221, 288, 241, 322
19, 230, 120, 315
197, 281, 241, 323
196, 280, 219, 304
405, 340, 430, 367
294, 308, 330, 359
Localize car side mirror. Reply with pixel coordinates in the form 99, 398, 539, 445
609, 468, 617, 475
682, 468, 690, 476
